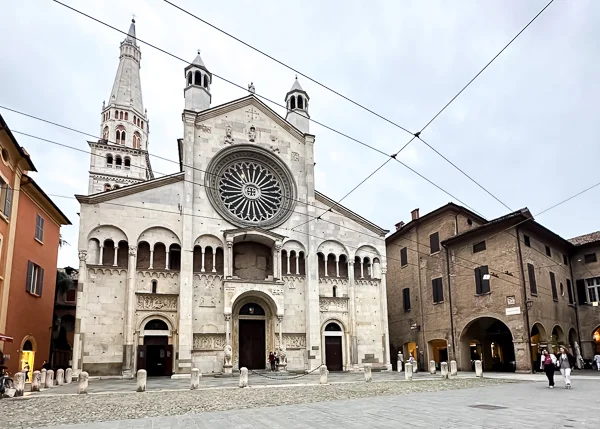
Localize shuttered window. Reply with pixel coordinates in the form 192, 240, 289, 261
402, 288, 411, 312
0, 177, 12, 218
400, 247, 408, 267
26, 261, 44, 296
550, 272, 558, 301
527, 263, 537, 295
474, 266, 490, 294
473, 241, 486, 253
35, 214, 45, 242
432, 277, 443, 303
566, 279, 573, 304
430, 232, 440, 254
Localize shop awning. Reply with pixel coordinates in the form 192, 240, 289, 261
0, 334, 13, 342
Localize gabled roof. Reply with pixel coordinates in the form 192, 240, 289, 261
21, 175, 71, 225
0, 113, 37, 172
386, 203, 487, 243
569, 231, 600, 246
76, 172, 184, 204
315, 191, 388, 237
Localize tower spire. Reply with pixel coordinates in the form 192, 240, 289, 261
126, 17, 137, 45
184, 50, 212, 112
285, 77, 310, 134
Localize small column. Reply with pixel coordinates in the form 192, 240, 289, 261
224, 314, 231, 345
360, 259, 364, 278
239, 367, 248, 388
324, 256, 328, 277
191, 368, 200, 390
72, 250, 87, 376
56, 368, 65, 385
320, 365, 328, 384
98, 245, 104, 265
397, 352, 404, 372
364, 364, 372, 382
274, 242, 282, 280
78, 371, 89, 394
335, 256, 340, 277
40, 369, 47, 386
31, 371, 41, 392
113, 245, 118, 266
201, 249, 206, 272
14, 372, 25, 397
278, 315, 283, 350
286, 253, 291, 275
136, 369, 147, 392
475, 360, 483, 377
45, 370, 54, 388
212, 251, 217, 273
165, 250, 170, 270
226, 240, 233, 277
441, 362, 449, 379
405, 363, 413, 381
450, 360, 458, 376
295, 254, 300, 275
429, 360, 436, 374
149, 249, 154, 270
65, 368, 73, 384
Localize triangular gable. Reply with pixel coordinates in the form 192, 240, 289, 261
76, 172, 184, 204
190, 95, 311, 142
315, 191, 389, 236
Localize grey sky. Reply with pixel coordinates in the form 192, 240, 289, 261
1, 0, 597, 268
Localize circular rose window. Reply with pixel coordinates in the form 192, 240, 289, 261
205, 145, 296, 228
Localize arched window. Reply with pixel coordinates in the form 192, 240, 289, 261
290, 96, 296, 110
106, 154, 113, 167
333, 286, 337, 297
325, 322, 341, 331
103, 127, 109, 141
239, 303, 265, 315
104, 183, 111, 192
115, 156, 122, 168
119, 111, 123, 120
133, 132, 141, 149
116, 130, 121, 143
124, 157, 131, 169
187, 71, 192, 85
120, 131, 126, 145
145, 319, 168, 330
297, 95, 304, 109
203, 74, 209, 88
125, 112, 128, 121
195, 70, 202, 86
114, 110, 118, 118
151, 280, 157, 294
141, 121, 144, 130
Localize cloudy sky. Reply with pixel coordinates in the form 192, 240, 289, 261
1, 0, 598, 267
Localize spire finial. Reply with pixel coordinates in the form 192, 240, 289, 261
198, 49, 201, 55
132, 14, 136, 23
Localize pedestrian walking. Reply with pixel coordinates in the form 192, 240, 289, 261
558, 346, 572, 389
269, 352, 276, 372
23, 363, 30, 383
594, 353, 600, 371
540, 350, 556, 388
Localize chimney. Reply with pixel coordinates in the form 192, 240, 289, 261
411, 208, 420, 220
395, 221, 405, 231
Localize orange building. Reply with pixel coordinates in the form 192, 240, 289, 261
0, 114, 70, 378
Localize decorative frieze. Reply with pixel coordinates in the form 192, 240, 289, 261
319, 277, 349, 286
319, 297, 349, 312
136, 294, 178, 311
355, 279, 380, 287
193, 334, 226, 350
270, 287, 284, 295
137, 270, 179, 279
282, 276, 304, 289
193, 274, 223, 290
198, 296, 216, 307
88, 267, 127, 276
275, 334, 306, 350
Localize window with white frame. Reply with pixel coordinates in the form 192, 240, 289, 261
586, 277, 600, 303
26, 261, 44, 296
0, 176, 12, 219
35, 214, 44, 242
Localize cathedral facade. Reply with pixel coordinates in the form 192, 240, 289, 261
72, 20, 391, 377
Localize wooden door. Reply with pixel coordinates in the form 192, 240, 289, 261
325, 336, 343, 371
239, 319, 266, 369
137, 345, 147, 371
165, 345, 173, 377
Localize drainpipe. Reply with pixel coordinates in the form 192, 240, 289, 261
515, 226, 533, 373
569, 262, 582, 352
443, 243, 456, 360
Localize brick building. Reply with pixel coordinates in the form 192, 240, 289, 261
387, 204, 580, 373
0, 114, 71, 378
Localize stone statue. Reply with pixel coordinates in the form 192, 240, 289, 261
277, 346, 287, 369
248, 126, 256, 142
248, 82, 255, 93
224, 344, 233, 367
224, 124, 234, 145
574, 341, 584, 369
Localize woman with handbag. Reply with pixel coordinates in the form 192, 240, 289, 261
540, 349, 557, 388
558, 346, 572, 389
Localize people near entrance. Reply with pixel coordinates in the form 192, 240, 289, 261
269, 352, 276, 372
558, 346, 572, 389
23, 363, 30, 382
594, 353, 600, 370
540, 350, 557, 388
42, 360, 50, 370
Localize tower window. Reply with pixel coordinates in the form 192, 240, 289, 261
115, 156, 122, 168
114, 110, 118, 118
133, 132, 141, 149
121, 131, 126, 145
124, 157, 131, 169
115, 130, 121, 143
203, 74, 209, 88
297, 95, 303, 109
106, 154, 113, 167
332, 286, 337, 298
125, 112, 128, 121
151, 280, 157, 293
195, 70, 202, 86
141, 121, 144, 130
119, 111, 123, 120
187, 71, 192, 86
103, 127, 109, 141
290, 96, 296, 110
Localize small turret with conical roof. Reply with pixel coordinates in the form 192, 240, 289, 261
184, 50, 212, 112
285, 77, 310, 134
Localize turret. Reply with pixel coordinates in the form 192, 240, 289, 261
184, 51, 212, 112
285, 77, 310, 134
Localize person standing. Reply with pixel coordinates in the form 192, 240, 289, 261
540, 350, 556, 388
268, 352, 276, 372
558, 346, 572, 389
594, 353, 600, 371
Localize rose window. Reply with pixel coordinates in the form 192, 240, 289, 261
205, 144, 297, 229
219, 161, 283, 223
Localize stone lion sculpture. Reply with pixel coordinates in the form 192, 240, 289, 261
224, 344, 233, 366
277, 346, 287, 366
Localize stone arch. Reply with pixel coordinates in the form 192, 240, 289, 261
187, 71, 192, 85
568, 327, 578, 352
87, 224, 129, 244
138, 313, 174, 333
530, 322, 548, 364
317, 240, 349, 259
20, 334, 37, 352
320, 317, 347, 372
137, 226, 181, 248
199, 324, 219, 334
230, 289, 281, 316
354, 244, 380, 261
194, 70, 202, 86
290, 95, 296, 110
552, 324, 566, 347
194, 233, 224, 250
297, 95, 304, 109
321, 317, 348, 334
458, 316, 515, 372
427, 338, 449, 367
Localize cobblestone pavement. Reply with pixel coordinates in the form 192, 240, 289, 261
1, 378, 516, 428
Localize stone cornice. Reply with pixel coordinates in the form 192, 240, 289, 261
77, 171, 184, 204
88, 140, 147, 156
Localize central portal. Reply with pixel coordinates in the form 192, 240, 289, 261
238, 303, 266, 370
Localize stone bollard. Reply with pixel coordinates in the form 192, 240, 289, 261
31, 370, 41, 392
40, 369, 47, 387
440, 362, 449, 379
56, 369, 65, 385
190, 368, 200, 390
364, 363, 372, 382
397, 358, 403, 372
14, 372, 25, 397
239, 367, 248, 388
65, 368, 73, 384
429, 360, 436, 374
45, 370, 54, 388
450, 360, 457, 377
405, 363, 413, 380
475, 360, 483, 377
136, 369, 147, 392
319, 365, 328, 384
78, 371, 89, 394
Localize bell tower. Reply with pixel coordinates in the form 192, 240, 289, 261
184, 51, 212, 112
88, 18, 153, 194
285, 77, 310, 134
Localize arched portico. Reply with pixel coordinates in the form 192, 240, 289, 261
530, 322, 548, 370
321, 319, 348, 372
459, 317, 515, 372
136, 315, 174, 377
